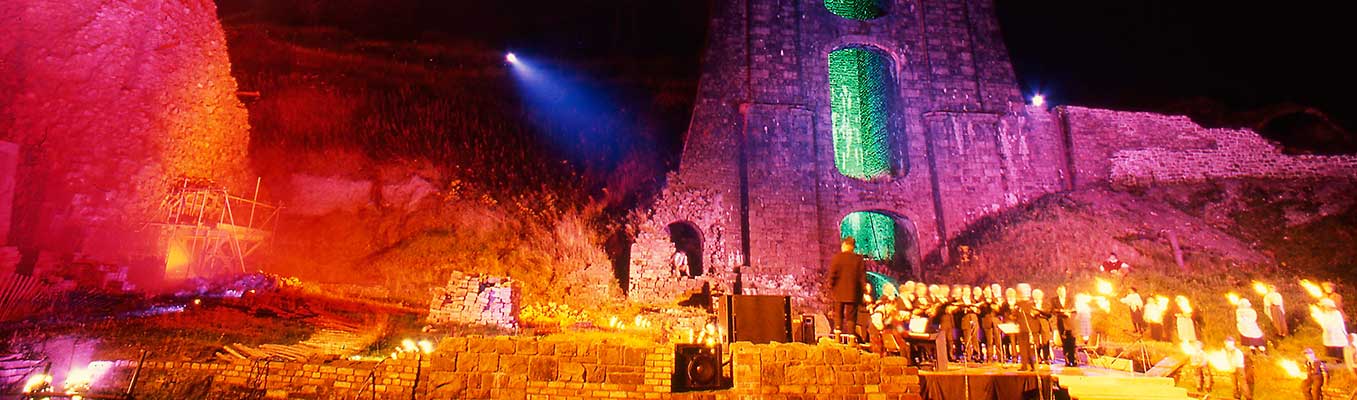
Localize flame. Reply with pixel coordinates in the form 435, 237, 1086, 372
23, 373, 51, 393
1096, 278, 1114, 295
1175, 296, 1193, 314
1252, 281, 1270, 296
1278, 359, 1306, 379
1300, 279, 1324, 299
165, 240, 192, 278
1179, 341, 1199, 355
1310, 304, 1324, 323
1226, 292, 1241, 306
1095, 296, 1111, 312
1207, 350, 1233, 372
417, 340, 434, 354
401, 339, 417, 352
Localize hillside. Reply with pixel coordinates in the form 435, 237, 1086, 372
936, 179, 1357, 399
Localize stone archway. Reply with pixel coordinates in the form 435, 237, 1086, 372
838, 210, 919, 278
667, 221, 704, 277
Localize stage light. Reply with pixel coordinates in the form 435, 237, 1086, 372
506, 52, 518, 63
1031, 94, 1046, 107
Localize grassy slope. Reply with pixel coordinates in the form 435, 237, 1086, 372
937, 181, 1357, 399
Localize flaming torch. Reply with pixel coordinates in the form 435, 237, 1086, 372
1226, 292, 1242, 306
1300, 279, 1324, 299
1251, 281, 1270, 296
1278, 359, 1306, 379
1096, 278, 1114, 296
1175, 296, 1193, 315
1207, 350, 1233, 372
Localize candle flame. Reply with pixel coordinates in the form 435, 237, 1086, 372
1300, 279, 1324, 299
1251, 281, 1270, 296
1278, 359, 1306, 379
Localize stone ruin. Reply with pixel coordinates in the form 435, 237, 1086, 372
628, 0, 1357, 308
427, 271, 520, 330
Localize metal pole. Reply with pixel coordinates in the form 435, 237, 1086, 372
249, 177, 260, 228
125, 350, 148, 398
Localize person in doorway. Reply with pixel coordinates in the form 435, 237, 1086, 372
828, 237, 867, 340
671, 250, 689, 277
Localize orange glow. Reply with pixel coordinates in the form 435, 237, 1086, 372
1207, 350, 1233, 372
1278, 359, 1305, 379
1251, 281, 1269, 296
1095, 278, 1114, 295
165, 240, 191, 279
1226, 292, 1241, 306
1175, 296, 1193, 314
1300, 279, 1324, 299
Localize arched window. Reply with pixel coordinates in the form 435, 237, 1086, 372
828, 47, 895, 181
839, 211, 895, 261
667, 222, 703, 277
825, 0, 886, 20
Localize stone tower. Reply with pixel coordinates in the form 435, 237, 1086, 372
628, 0, 1070, 303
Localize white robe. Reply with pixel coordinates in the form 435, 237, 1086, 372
1235, 307, 1263, 339
1316, 309, 1349, 347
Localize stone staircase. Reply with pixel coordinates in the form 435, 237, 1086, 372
1056, 375, 1193, 400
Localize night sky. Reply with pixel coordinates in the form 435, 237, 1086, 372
220, 0, 1357, 153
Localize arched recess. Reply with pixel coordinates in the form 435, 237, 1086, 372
824, 0, 887, 20
667, 221, 704, 277
838, 211, 919, 277
828, 46, 899, 180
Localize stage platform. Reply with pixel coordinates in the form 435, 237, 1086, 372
915, 363, 1191, 400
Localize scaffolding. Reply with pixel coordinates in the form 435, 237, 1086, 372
150, 178, 279, 280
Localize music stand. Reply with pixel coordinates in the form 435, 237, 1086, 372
1112, 331, 1151, 373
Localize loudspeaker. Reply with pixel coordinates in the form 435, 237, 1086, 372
722, 295, 792, 344
673, 344, 722, 392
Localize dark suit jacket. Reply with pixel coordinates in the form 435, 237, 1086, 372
828, 251, 866, 303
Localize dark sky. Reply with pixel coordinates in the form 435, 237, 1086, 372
221, 0, 1357, 146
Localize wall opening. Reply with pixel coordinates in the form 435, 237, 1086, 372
839, 211, 917, 276
667, 221, 704, 277
824, 0, 886, 20
828, 46, 896, 180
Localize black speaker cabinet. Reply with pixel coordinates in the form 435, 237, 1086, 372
673, 344, 722, 392
720, 295, 792, 344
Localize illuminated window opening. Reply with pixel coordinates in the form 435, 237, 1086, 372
824, 0, 886, 20
839, 211, 895, 261
828, 47, 895, 180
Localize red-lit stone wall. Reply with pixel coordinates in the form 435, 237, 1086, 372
0, 0, 250, 263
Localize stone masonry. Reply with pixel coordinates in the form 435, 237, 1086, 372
91, 336, 921, 400
630, 0, 1357, 306
427, 271, 520, 330
0, 0, 252, 266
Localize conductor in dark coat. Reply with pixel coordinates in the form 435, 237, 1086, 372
828, 237, 867, 338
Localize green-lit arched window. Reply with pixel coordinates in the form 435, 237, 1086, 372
825, 0, 885, 20
828, 47, 894, 180
840, 211, 895, 261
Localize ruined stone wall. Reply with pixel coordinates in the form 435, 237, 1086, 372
633, 0, 1027, 302
427, 271, 520, 330
0, 0, 251, 263
94, 337, 921, 400
1061, 106, 1357, 187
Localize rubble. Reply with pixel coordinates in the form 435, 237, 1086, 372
427, 271, 519, 330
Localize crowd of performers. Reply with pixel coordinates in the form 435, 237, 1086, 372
826, 238, 1353, 399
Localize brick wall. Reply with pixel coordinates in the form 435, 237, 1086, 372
427, 271, 520, 330
95, 337, 921, 400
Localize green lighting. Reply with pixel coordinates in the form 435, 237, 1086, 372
840, 211, 895, 261
828, 47, 892, 180
824, 0, 884, 20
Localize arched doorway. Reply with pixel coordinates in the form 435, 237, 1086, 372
667, 221, 703, 277
838, 211, 918, 277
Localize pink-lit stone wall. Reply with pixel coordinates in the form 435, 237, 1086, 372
0, 0, 251, 264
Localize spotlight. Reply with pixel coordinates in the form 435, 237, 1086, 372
506, 52, 518, 63
1031, 93, 1046, 107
